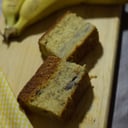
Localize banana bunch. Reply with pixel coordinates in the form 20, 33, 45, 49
1, 0, 128, 42
2, 0, 25, 27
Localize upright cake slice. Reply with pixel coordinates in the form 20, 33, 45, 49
39, 12, 99, 62
18, 56, 90, 120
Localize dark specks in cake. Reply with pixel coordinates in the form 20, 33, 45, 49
65, 76, 78, 90
44, 40, 48, 45
59, 101, 66, 106
30, 98, 34, 102
72, 76, 77, 81
49, 91, 55, 97
36, 89, 42, 96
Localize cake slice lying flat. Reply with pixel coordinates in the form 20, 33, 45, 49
18, 56, 90, 120
39, 12, 99, 62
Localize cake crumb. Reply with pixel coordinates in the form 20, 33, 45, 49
90, 75, 97, 79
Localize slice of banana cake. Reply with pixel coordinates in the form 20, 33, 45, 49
39, 12, 99, 62
18, 56, 90, 120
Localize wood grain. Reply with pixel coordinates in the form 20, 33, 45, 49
0, 5, 122, 128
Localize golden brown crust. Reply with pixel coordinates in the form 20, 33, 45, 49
18, 56, 61, 104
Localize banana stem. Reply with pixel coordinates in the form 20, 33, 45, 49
4, 27, 17, 42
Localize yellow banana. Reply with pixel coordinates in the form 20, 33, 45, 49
2, 0, 25, 27
3, 0, 128, 41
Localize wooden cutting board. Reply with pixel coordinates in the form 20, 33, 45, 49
0, 5, 122, 128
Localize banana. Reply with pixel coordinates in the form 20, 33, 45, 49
3, 0, 128, 41
2, 0, 25, 27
